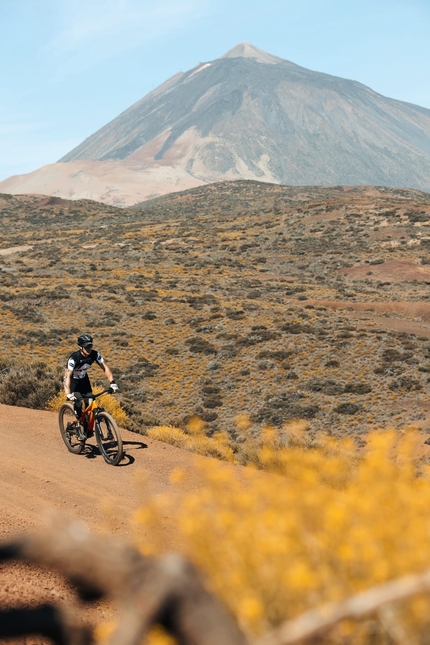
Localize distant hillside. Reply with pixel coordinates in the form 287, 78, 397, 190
3, 181, 430, 440
2, 42, 430, 205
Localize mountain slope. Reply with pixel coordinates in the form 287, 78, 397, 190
59, 43, 430, 191
2, 42, 430, 205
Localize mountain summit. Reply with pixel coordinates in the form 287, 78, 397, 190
2, 43, 430, 205
219, 42, 284, 64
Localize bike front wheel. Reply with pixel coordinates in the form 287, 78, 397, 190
95, 411, 123, 466
58, 403, 85, 454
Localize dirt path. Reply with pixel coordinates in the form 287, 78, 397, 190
0, 404, 206, 623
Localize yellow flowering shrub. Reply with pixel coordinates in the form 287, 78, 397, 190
147, 423, 235, 462
135, 429, 430, 644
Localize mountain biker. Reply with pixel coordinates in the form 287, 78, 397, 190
64, 333, 119, 438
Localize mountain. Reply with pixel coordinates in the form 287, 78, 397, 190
2, 42, 430, 205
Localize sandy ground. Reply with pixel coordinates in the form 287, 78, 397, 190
0, 404, 208, 640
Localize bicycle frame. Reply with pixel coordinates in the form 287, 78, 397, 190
80, 399, 96, 432
75, 389, 112, 432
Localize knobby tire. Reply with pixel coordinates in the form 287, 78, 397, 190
58, 403, 85, 454
95, 411, 123, 466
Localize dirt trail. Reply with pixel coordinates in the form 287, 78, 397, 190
0, 404, 205, 617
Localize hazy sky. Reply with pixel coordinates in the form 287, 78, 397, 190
1, 0, 429, 181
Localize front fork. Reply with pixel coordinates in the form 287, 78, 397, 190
90, 408, 103, 434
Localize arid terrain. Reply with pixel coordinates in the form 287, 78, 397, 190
4, 179, 430, 642
2, 180, 430, 446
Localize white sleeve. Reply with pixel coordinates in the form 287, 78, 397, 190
67, 358, 75, 370
96, 352, 104, 365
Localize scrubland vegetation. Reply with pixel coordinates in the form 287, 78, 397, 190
3, 182, 430, 642
2, 182, 430, 443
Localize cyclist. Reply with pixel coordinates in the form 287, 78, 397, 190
64, 333, 119, 439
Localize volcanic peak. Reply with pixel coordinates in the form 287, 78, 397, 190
219, 42, 283, 65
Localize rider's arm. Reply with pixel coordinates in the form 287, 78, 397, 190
64, 369, 73, 395
99, 360, 114, 383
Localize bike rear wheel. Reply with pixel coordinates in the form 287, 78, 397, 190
58, 403, 85, 454
95, 411, 123, 465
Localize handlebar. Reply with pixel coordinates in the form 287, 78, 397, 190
94, 387, 117, 398
68, 388, 118, 402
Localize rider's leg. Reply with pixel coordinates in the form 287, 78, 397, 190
73, 395, 83, 419
70, 377, 91, 440
71, 376, 91, 419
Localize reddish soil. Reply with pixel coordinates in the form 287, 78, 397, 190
340, 260, 430, 284
0, 404, 206, 638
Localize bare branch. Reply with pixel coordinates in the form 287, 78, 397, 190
256, 568, 430, 645
0, 519, 247, 645
4, 520, 430, 645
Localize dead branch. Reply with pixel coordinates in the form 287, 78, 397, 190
0, 519, 247, 645
3, 520, 430, 645
256, 567, 430, 645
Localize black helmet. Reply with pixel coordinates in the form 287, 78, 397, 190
77, 333, 93, 348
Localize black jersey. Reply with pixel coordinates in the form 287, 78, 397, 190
66, 349, 104, 380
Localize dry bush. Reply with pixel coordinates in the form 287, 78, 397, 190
147, 424, 235, 462
0, 360, 62, 409
146, 419, 335, 471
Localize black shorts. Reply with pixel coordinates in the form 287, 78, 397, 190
70, 375, 93, 399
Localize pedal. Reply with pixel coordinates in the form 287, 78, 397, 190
75, 423, 86, 441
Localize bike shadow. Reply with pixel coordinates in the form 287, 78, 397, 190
81, 440, 147, 467
123, 440, 148, 450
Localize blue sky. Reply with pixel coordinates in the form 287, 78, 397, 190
1, 0, 429, 182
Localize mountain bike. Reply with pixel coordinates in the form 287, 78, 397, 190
58, 388, 123, 466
